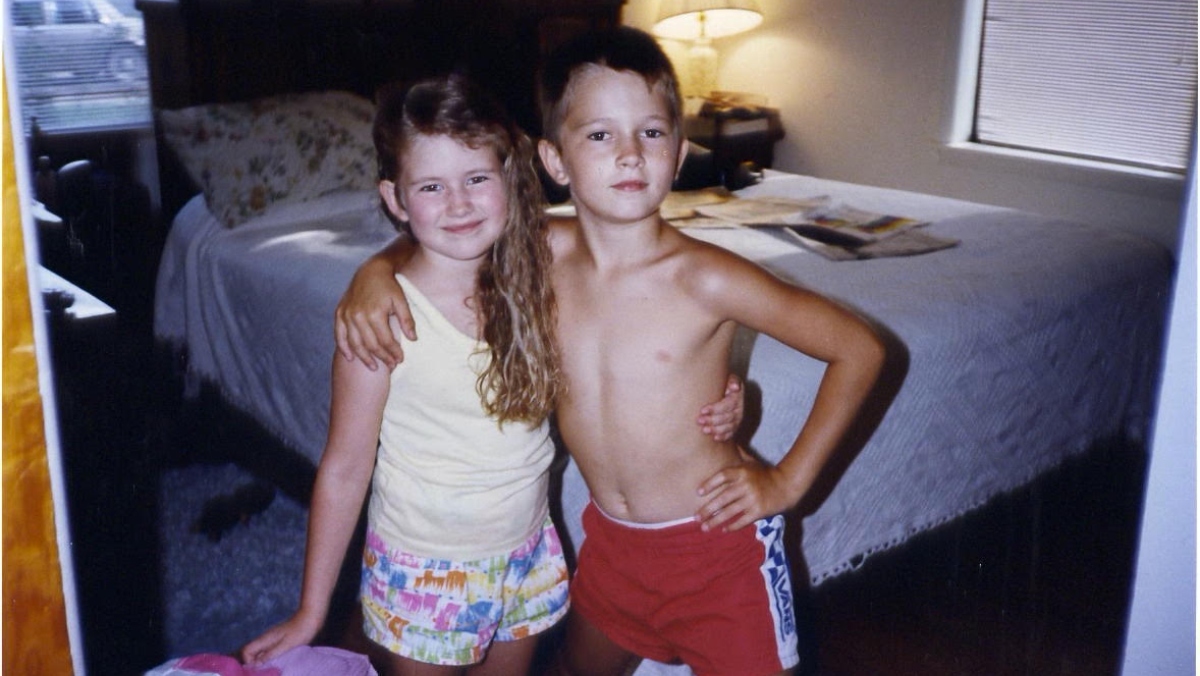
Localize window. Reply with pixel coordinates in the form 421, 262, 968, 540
7, 0, 151, 135
975, 0, 1196, 173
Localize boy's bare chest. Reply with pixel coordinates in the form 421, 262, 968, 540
554, 267, 717, 368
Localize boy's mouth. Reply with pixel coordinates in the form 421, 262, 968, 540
612, 180, 648, 192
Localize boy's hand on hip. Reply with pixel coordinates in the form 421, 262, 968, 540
696, 456, 793, 532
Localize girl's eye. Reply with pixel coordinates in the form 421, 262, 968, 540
586, 131, 611, 142
643, 128, 666, 139
467, 175, 491, 185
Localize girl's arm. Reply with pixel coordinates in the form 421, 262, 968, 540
695, 255, 886, 531
241, 355, 389, 665
335, 236, 416, 370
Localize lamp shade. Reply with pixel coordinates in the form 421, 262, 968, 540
653, 0, 763, 41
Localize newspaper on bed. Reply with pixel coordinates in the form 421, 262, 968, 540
659, 187, 737, 223
669, 194, 824, 228
670, 193, 959, 259
787, 227, 961, 260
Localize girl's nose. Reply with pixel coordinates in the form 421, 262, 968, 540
447, 187, 472, 215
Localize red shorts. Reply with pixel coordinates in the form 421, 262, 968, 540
571, 502, 800, 676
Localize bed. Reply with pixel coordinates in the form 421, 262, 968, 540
143, 2, 1175, 674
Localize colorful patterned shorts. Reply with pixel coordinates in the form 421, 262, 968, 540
360, 516, 570, 666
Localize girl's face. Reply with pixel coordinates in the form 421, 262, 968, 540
380, 133, 508, 265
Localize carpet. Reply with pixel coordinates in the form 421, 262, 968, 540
157, 462, 308, 660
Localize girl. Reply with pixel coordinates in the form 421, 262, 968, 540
242, 74, 567, 675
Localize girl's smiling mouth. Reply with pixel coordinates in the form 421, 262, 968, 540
443, 219, 485, 234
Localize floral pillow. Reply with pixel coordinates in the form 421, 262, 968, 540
159, 90, 377, 227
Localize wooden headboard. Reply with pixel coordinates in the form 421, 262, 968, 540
136, 0, 624, 217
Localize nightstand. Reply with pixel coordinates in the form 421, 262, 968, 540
685, 106, 784, 186
38, 264, 120, 474
37, 264, 163, 674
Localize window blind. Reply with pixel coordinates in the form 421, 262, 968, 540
975, 0, 1196, 172
8, 0, 151, 135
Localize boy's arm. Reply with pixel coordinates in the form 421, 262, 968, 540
337, 232, 744, 435
694, 256, 886, 532
335, 236, 416, 370
242, 355, 387, 664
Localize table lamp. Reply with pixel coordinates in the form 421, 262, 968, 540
653, 0, 763, 99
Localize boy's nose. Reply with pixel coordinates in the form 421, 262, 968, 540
616, 137, 646, 167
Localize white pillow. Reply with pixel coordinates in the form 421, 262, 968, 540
159, 90, 377, 227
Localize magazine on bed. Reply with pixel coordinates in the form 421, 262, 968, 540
665, 191, 959, 260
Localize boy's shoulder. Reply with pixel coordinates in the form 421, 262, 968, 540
673, 228, 763, 272
667, 228, 780, 300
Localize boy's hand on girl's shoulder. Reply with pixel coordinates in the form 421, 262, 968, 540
695, 453, 795, 532
336, 304, 412, 370
334, 257, 415, 371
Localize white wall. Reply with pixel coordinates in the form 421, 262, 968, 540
1118, 166, 1196, 676
623, 0, 1189, 253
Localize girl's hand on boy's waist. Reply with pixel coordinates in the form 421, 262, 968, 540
697, 373, 745, 441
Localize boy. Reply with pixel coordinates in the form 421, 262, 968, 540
337, 27, 885, 676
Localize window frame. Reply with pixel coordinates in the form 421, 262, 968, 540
940, 0, 1190, 199
7, 0, 152, 138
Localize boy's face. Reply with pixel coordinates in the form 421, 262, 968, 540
379, 133, 508, 265
540, 66, 688, 226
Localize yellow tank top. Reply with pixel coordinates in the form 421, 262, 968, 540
368, 274, 554, 559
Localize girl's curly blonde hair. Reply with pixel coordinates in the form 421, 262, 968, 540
374, 74, 562, 425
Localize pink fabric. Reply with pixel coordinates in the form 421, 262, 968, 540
151, 646, 374, 676
263, 646, 376, 676
175, 654, 278, 676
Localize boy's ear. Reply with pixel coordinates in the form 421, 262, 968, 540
379, 180, 409, 222
538, 139, 570, 186
675, 135, 691, 177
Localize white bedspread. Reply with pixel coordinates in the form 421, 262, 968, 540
155, 190, 399, 459
155, 173, 1172, 676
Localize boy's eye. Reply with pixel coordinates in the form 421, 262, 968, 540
586, 131, 611, 141
643, 128, 667, 139
418, 183, 443, 193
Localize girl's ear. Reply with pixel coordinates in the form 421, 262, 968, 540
538, 139, 570, 186
379, 180, 409, 222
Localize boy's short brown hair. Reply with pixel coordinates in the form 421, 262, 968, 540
538, 26, 683, 146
